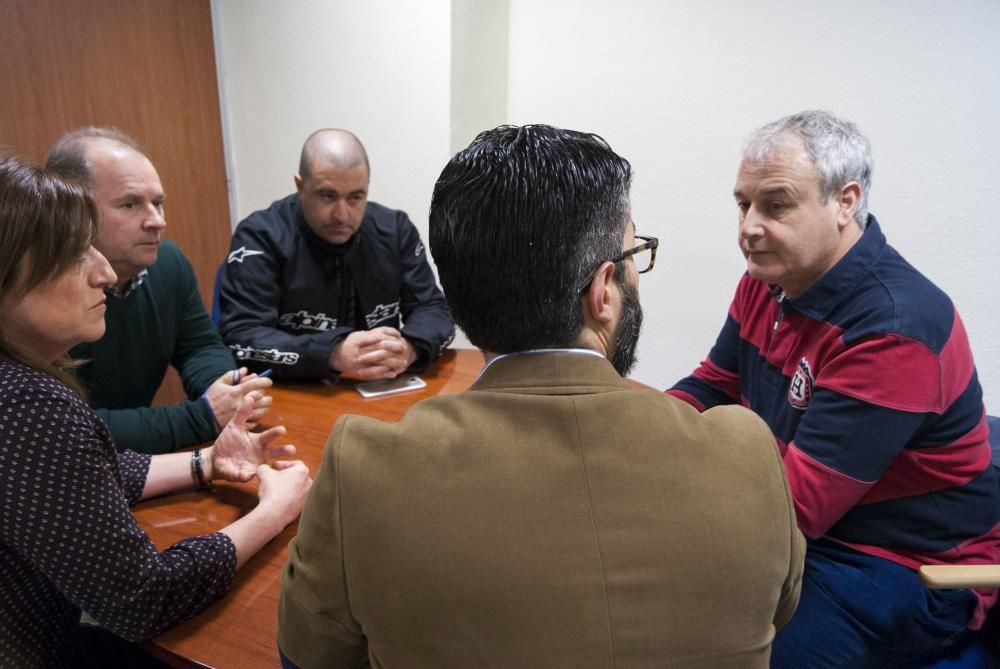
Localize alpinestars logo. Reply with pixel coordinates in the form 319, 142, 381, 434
364, 301, 400, 328
279, 310, 337, 331
227, 246, 265, 264
229, 344, 299, 366
788, 357, 814, 410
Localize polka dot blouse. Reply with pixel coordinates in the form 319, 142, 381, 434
0, 357, 237, 667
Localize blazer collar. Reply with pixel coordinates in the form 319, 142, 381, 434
472, 350, 629, 396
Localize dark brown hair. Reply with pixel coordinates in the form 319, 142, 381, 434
0, 151, 99, 393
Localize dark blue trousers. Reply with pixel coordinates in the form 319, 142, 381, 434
771, 538, 980, 668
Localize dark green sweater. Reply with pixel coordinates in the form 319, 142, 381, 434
71, 241, 235, 454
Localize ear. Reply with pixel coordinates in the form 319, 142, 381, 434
582, 261, 618, 329
293, 174, 304, 193
835, 181, 862, 229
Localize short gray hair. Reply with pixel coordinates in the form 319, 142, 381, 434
46, 127, 148, 187
743, 110, 873, 228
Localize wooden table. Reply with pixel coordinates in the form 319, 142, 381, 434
138, 349, 483, 668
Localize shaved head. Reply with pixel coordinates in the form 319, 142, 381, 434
298, 129, 370, 181
294, 129, 371, 245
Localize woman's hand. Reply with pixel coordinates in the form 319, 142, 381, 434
208, 395, 296, 483
256, 461, 312, 528
219, 459, 312, 570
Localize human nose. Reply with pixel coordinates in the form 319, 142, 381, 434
331, 199, 350, 222
739, 205, 765, 241
143, 203, 166, 231
89, 247, 117, 288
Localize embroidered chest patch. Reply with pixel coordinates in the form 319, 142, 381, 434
788, 357, 814, 410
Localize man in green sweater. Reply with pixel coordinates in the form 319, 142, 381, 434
47, 127, 272, 454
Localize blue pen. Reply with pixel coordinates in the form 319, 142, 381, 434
233, 368, 273, 383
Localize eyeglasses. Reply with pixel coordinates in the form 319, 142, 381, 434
618, 235, 658, 274
579, 234, 659, 293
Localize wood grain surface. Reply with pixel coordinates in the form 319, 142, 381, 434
0, 0, 232, 310
0, 0, 233, 408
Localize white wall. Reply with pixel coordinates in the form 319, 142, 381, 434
213, 0, 1000, 409
451, 0, 509, 154
508, 0, 1000, 409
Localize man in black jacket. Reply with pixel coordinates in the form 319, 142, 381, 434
218, 129, 454, 382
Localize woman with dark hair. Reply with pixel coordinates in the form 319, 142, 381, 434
0, 153, 312, 667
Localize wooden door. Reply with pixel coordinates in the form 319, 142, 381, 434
0, 0, 232, 405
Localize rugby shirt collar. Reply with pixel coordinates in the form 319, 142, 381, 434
780, 215, 886, 321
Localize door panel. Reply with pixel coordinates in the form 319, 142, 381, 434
0, 0, 232, 407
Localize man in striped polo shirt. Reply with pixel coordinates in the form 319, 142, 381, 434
669, 110, 999, 667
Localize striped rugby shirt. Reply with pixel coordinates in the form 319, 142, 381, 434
669, 217, 1000, 628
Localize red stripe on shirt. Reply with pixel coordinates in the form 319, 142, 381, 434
774, 434, 788, 457
734, 278, 778, 353
664, 388, 705, 412
938, 311, 976, 409
783, 442, 874, 538
859, 414, 992, 504
774, 314, 846, 376
690, 358, 741, 403
817, 334, 943, 413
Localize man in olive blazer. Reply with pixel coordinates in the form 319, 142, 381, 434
278, 125, 805, 668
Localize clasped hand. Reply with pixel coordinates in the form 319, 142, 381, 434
330, 327, 418, 380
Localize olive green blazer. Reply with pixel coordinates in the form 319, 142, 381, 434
279, 352, 804, 668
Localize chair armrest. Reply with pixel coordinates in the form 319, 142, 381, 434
919, 565, 1000, 589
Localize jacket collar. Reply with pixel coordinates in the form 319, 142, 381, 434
783, 215, 886, 320
472, 350, 629, 396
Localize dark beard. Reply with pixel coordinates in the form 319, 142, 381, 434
609, 275, 643, 376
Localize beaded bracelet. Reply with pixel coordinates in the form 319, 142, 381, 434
191, 448, 213, 491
